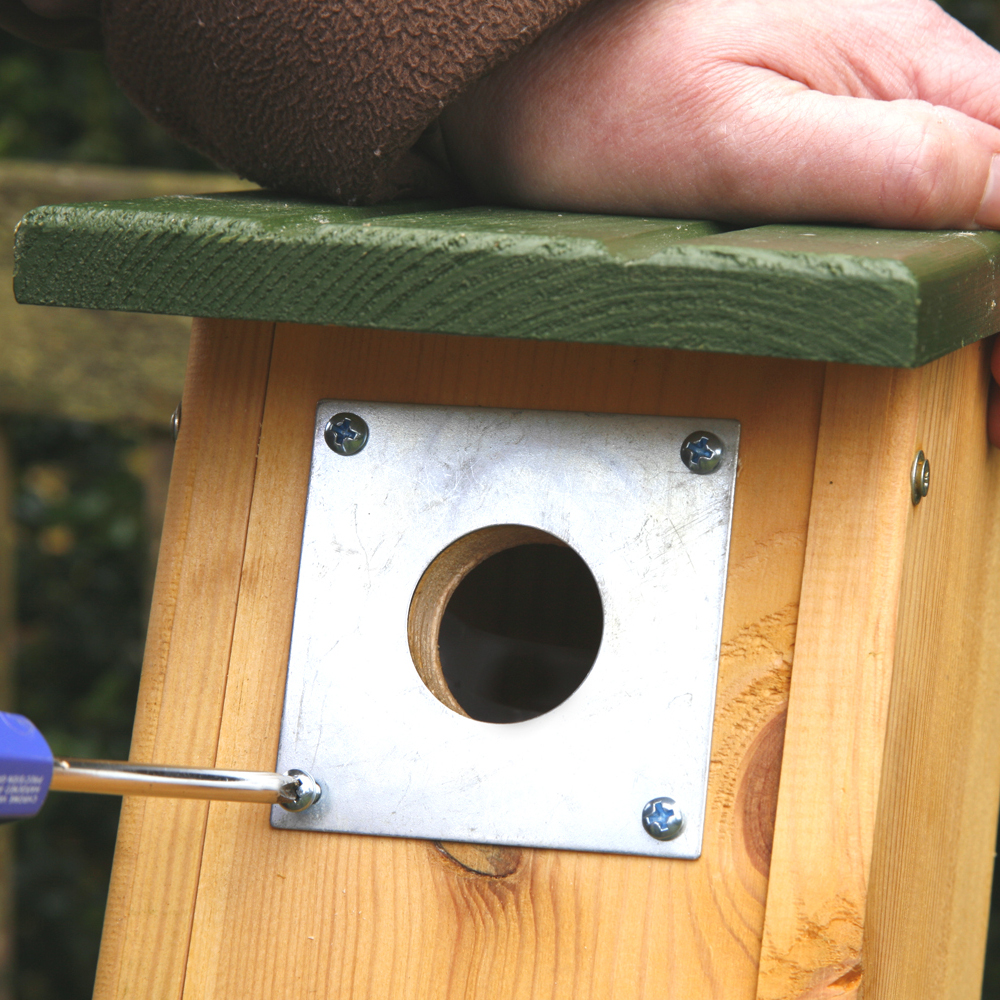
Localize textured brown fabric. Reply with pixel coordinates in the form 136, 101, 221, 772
100, 0, 590, 204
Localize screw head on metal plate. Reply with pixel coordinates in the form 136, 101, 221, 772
642, 797, 685, 841
324, 412, 369, 456
681, 431, 724, 474
278, 769, 323, 813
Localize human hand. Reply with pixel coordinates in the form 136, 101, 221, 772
438, 0, 1000, 443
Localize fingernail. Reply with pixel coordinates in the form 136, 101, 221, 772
976, 156, 1000, 229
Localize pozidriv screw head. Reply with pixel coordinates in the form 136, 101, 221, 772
325, 412, 369, 456
911, 450, 930, 505
279, 768, 322, 813
642, 796, 685, 841
681, 431, 724, 474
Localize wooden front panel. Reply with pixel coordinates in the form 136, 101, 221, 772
96, 318, 824, 1000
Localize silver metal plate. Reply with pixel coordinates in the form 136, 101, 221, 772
273, 401, 739, 858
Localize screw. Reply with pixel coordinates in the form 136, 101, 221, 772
171, 401, 182, 443
911, 450, 930, 506
642, 797, 685, 841
324, 412, 369, 456
278, 769, 323, 813
681, 431, 724, 474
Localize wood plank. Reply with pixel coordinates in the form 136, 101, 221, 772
863, 341, 1000, 1000
93, 318, 274, 1000
756, 345, 1000, 1000
755, 363, 922, 1000
13, 196, 1000, 366
167, 322, 825, 999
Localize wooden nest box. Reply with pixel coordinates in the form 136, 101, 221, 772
14, 193, 1000, 1000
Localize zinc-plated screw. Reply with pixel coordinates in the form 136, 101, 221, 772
171, 401, 182, 443
911, 450, 930, 505
642, 796, 685, 841
278, 769, 323, 813
681, 431, 724, 474
324, 412, 369, 456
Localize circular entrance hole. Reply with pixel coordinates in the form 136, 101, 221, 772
408, 526, 603, 724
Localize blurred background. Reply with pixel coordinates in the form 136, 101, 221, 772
0, 2, 999, 998
0, 13, 252, 1000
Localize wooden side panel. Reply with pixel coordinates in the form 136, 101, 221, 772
93, 319, 274, 1000
864, 341, 1000, 1000
755, 365, 922, 1000
175, 323, 825, 999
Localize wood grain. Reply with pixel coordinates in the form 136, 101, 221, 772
755, 364, 922, 1000
156, 321, 826, 1000
93, 318, 274, 1000
13, 195, 1000, 366
94, 319, 1000, 999
755, 343, 1000, 1000
863, 341, 1000, 1000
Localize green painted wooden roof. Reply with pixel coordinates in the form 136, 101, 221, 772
13, 192, 1000, 366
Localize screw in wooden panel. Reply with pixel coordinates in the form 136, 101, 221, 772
911, 450, 930, 505
171, 401, 181, 442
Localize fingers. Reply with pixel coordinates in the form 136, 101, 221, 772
441, 0, 1000, 230
719, 0, 1000, 132
683, 82, 1000, 229
447, 59, 1000, 230
887, 4, 1000, 132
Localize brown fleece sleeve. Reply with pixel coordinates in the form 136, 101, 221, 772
99, 0, 591, 204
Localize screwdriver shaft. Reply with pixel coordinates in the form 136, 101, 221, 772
50, 757, 321, 811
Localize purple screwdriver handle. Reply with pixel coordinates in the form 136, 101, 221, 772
0, 711, 53, 822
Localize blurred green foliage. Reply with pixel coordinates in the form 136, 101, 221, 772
0, 32, 214, 169
9, 417, 149, 1000
0, 21, 209, 1000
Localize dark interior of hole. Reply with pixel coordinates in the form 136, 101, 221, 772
438, 543, 603, 723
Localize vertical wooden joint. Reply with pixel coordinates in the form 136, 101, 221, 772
755, 362, 922, 1000
863, 342, 1000, 1000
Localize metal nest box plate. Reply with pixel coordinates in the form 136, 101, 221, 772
274, 401, 739, 858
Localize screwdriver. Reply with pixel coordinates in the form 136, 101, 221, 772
0, 710, 321, 822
